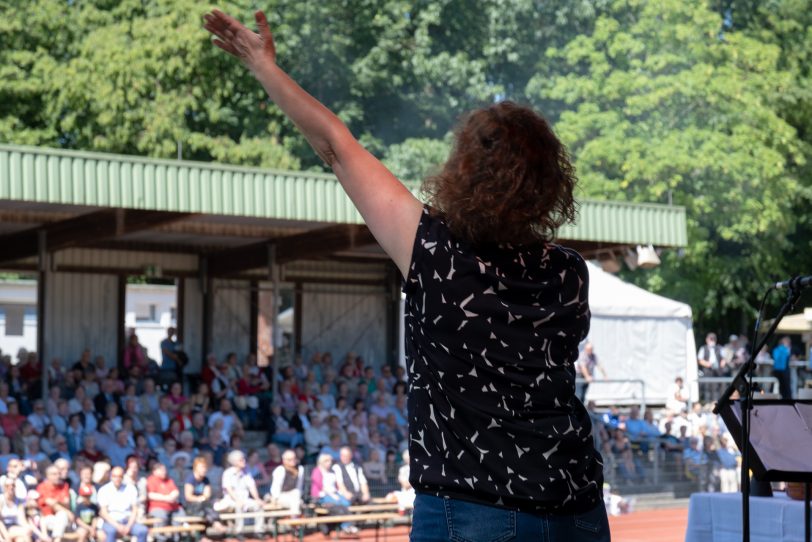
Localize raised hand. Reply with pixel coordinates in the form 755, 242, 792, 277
203, 9, 276, 70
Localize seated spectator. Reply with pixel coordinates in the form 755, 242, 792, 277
246, 450, 270, 491
234, 366, 262, 428
143, 420, 163, 450
269, 404, 301, 449
183, 457, 225, 531
37, 465, 82, 542
97, 466, 148, 542
310, 399, 330, 425
683, 437, 707, 481
269, 449, 304, 515
176, 431, 196, 456
214, 451, 264, 534
49, 437, 71, 464
325, 416, 347, 445
385, 450, 414, 510
156, 439, 178, 469
94, 379, 119, 416
79, 398, 98, 434
0, 436, 18, 472
610, 428, 644, 483
145, 463, 180, 527
122, 399, 143, 433
123, 334, 149, 377
665, 377, 689, 413
94, 356, 108, 380
166, 383, 186, 414
13, 422, 37, 459
369, 394, 392, 420
102, 403, 123, 433
73, 484, 99, 542
319, 433, 343, 463
107, 431, 135, 468
716, 434, 740, 493
188, 383, 210, 415
317, 383, 336, 411
0, 477, 29, 542
27, 401, 50, 435
624, 406, 661, 453
304, 417, 330, 459
76, 465, 96, 502
346, 414, 370, 448
23, 439, 48, 467
362, 449, 385, 485
151, 397, 174, 435
264, 444, 282, 472
208, 399, 243, 444
330, 396, 350, 426
333, 446, 370, 505
0, 400, 26, 438
169, 452, 191, 490
23, 501, 51, 542
310, 454, 353, 534
51, 402, 70, 436
0, 459, 28, 506
189, 413, 210, 448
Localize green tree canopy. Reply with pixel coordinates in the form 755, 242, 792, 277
529, 0, 810, 325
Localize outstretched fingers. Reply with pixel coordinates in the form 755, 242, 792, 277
254, 11, 276, 59
203, 11, 241, 57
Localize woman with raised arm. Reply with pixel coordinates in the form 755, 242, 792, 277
203, 9, 609, 541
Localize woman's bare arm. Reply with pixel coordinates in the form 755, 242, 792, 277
203, 10, 422, 277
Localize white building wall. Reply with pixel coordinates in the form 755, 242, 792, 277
0, 281, 38, 359
123, 283, 177, 364
210, 279, 252, 363
182, 278, 204, 372
44, 272, 119, 366
300, 284, 388, 368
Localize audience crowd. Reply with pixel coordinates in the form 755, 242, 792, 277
0, 334, 414, 539
5, 327, 790, 536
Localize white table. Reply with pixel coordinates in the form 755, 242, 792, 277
686, 492, 811, 542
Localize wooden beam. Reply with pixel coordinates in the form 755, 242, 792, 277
206, 224, 377, 276
0, 209, 195, 264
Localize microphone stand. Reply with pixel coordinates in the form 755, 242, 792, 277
714, 283, 803, 542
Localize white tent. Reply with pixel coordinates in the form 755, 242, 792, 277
584, 262, 697, 406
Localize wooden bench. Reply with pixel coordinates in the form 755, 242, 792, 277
314, 503, 411, 515
170, 516, 205, 524
277, 512, 401, 542
148, 524, 206, 541
218, 509, 296, 538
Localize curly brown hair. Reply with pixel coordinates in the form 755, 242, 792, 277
422, 101, 577, 246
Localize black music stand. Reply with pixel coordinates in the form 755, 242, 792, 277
717, 399, 812, 542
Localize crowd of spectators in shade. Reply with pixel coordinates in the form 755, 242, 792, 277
0, 329, 415, 540
587, 376, 742, 496
7, 326, 798, 535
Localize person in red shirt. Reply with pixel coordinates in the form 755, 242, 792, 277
76, 435, 104, 464
0, 400, 26, 439
37, 465, 82, 542
146, 463, 180, 527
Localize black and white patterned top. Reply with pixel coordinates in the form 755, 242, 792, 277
402, 205, 604, 514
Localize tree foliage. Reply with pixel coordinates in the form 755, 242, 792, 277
528, 0, 811, 329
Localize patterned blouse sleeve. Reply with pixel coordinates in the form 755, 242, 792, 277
402, 205, 446, 297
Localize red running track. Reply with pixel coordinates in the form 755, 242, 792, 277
262, 506, 689, 541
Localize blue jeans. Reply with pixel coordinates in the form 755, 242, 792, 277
410, 493, 610, 541
319, 494, 352, 529
103, 521, 148, 542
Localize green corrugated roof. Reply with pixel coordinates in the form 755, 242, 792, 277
0, 144, 686, 246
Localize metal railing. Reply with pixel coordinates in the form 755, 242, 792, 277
575, 378, 647, 414
697, 376, 779, 403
